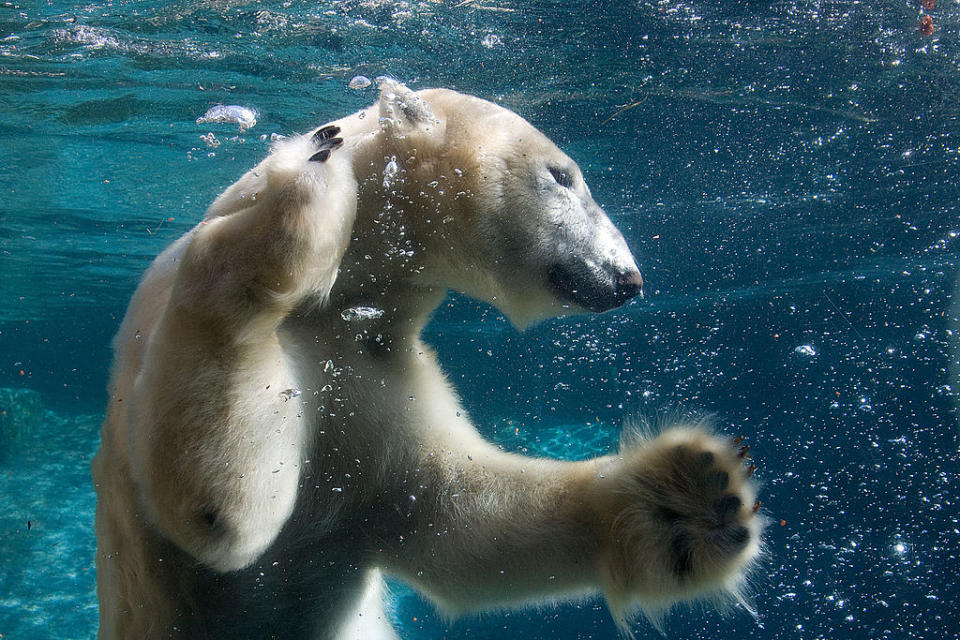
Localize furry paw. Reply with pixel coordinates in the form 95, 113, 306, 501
600, 426, 761, 618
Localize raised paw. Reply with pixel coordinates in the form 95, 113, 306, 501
655, 437, 757, 580
601, 427, 761, 607
308, 125, 344, 163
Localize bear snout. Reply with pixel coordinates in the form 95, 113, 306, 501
615, 270, 644, 302
548, 263, 644, 313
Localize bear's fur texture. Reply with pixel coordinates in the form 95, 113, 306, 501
93, 79, 761, 639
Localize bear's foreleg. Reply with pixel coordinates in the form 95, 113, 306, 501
380, 425, 760, 628
126, 129, 357, 571
172, 128, 355, 339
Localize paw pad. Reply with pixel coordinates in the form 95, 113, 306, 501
716, 494, 742, 523
653, 435, 759, 581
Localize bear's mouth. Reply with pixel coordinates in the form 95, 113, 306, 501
548, 262, 644, 313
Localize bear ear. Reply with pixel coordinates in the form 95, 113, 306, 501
376, 76, 440, 139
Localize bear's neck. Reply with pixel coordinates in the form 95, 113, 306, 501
307, 138, 457, 352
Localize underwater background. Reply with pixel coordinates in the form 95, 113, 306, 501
1, 0, 959, 638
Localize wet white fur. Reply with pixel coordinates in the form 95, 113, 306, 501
93, 79, 759, 639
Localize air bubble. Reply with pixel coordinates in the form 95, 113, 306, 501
196, 105, 258, 131
199, 132, 221, 148
481, 33, 502, 48
278, 388, 301, 401
348, 75, 372, 90
383, 156, 399, 188
794, 344, 817, 357
341, 306, 385, 322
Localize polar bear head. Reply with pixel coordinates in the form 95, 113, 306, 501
336, 79, 643, 327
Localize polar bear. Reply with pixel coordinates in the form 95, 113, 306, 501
92, 79, 761, 639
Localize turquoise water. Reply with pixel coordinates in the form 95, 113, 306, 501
2, 0, 960, 638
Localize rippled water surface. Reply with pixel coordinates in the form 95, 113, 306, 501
1, 1, 959, 638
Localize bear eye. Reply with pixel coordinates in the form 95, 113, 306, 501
548, 166, 574, 189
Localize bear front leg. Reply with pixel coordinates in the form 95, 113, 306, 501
128, 128, 356, 571
381, 424, 760, 630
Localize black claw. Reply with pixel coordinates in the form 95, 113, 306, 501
738, 444, 752, 459
732, 435, 745, 445
752, 500, 762, 514
308, 128, 344, 162
309, 149, 332, 163
309, 137, 344, 161
746, 463, 757, 477
312, 125, 340, 143
716, 494, 742, 523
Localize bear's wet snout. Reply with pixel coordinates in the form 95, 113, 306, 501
615, 270, 644, 302
548, 263, 643, 313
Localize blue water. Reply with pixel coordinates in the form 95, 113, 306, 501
1, 0, 959, 637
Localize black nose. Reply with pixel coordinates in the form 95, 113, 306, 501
615, 270, 644, 302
